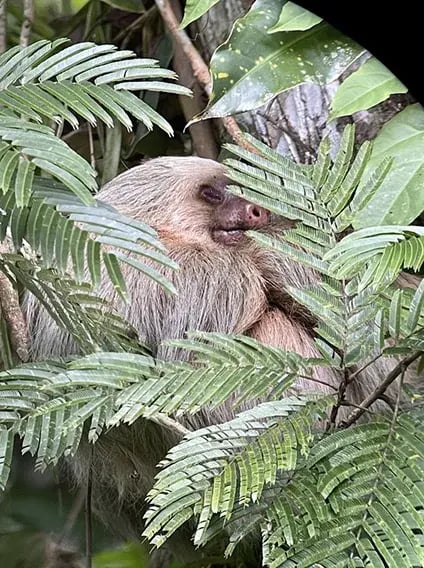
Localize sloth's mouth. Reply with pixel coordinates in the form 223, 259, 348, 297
212, 228, 246, 246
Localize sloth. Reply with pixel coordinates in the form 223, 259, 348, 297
23, 157, 409, 566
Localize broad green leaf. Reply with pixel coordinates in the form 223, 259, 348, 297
355, 104, 424, 227
203, 0, 363, 118
330, 57, 407, 120
269, 1, 322, 32
180, 0, 221, 28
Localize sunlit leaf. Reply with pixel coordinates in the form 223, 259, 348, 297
180, 0, 221, 28
330, 57, 407, 120
202, 0, 363, 118
355, 104, 424, 227
269, 1, 322, 32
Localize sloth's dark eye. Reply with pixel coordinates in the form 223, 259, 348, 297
199, 185, 224, 204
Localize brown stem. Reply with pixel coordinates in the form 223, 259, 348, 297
346, 353, 383, 384
154, 0, 255, 151
58, 488, 85, 545
341, 351, 422, 427
169, 0, 218, 159
155, 0, 211, 93
19, 0, 34, 48
0, 0, 6, 54
153, 413, 191, 436
114, 8, 149, 44
222, 116, 263, 153
0, 248, 30, 362
353, 367, 404, 547
85, 465, 93, 568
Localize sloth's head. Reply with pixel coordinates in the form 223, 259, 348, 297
98, 156, 270, 249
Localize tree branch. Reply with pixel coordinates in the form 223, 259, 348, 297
85, 462, 93, 568
152, 413, 191, 436
168, 0, 218, 159
154, 0, 258, 153
340, 351, 422, 427
0, 0, 6, 54
0, 248, 30, 362
19, 0, 34, 48
155, 0, 211, 94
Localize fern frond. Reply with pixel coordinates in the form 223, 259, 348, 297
0, 256, 143, 354
326, 141, 372, 217
0, 353, 157, 479
0, 40, 189, 132
225, 158, 316, 199
319, 124, 356, 203
0, 340, 329, 495
0, 179, 177, 295
264, 410, 424, 567
0, 40, 191, 210
159, 332, 332, 410
143, 396, 333, 548
224, 142, 314, 192
0, 426, 14, 489
312, 135, 331, 188
326, 226, 424, 283
0, 118, 96, 204
223, 129, 400, 358
373, 286, 424, 355
43, 333, 331, 428
248, 232, 330, 274
287, 282, 382, 366
224, 129, 393, 260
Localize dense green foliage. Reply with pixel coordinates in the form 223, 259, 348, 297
2, 115, 424, 565
0, 1, 424, 567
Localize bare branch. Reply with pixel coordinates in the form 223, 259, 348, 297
154, 0, 256, 152
114, 7, 150, 45
341, 351, 422, 427
152, 413, 191, 437
155, 0, 211, 93
85, 462, 93, 568
58, 488, 85, 545
168, 0, 218, 158
346, 353, 383, 384
19, 0, 34, 48
0, 246, 30, 362
0, 0, 7, 54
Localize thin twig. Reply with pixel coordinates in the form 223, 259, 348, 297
153, 413, 191, 436
341, 351, 422, 427
297, 373, 338, 391
155, 0, 210, 93
154, 0, 257, 152
114, 8, 149, 44
350, 367, 404, 561
376, 393, 396, 411
85, 465, 93, 568
0, 0, 7, 54
346, 353, 383, 384
58, 488, 86, 545
87, 124, 96, 171
19, 0, 34, 48
168, 0, 218, 158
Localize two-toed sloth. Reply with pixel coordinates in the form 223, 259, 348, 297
23, 157, 412, 566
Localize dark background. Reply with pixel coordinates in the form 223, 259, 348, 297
296, 2, 423, 105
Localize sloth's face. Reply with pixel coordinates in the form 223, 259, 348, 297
196, 180, 270, 247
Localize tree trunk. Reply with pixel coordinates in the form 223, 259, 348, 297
193, 0, 412, 162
